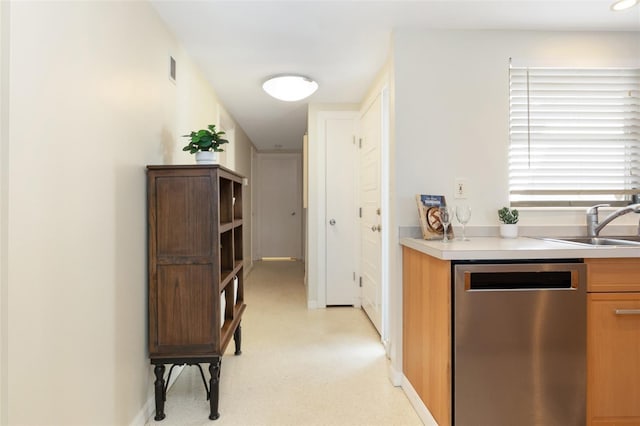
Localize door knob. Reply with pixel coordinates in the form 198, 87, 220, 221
329, 219, 336, 225
371, 224, 381, 232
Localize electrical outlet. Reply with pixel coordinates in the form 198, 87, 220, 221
455, 178, 468, 199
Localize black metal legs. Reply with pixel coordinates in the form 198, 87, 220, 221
234, 322, 242, 355
152, 358, 225, 422
208, 358, 221, 420
153, 365, 166, 421
151, 326, 243, 422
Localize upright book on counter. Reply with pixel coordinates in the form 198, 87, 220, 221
416, 194, 454, 240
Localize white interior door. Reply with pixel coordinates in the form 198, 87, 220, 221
326, 118, 357, 306
256, 153, 302, 259
360, 95, 383, 334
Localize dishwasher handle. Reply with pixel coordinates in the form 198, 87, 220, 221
458, 263, 586, 292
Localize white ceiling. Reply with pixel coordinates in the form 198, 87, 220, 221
151, 0, 640, 151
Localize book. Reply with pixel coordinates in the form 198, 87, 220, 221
416, 194, 454, 240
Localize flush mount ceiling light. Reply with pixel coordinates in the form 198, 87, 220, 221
262, 75, 318, 102
610, 0, 639, 11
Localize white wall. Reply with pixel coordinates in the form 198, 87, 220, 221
394, 30, 640, 229
232, 123, 256, 273
0, 1, 9, 423
4, 2, 254, 425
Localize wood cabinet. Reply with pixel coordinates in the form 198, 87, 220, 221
586, 258, 640, 426
147, 165, 246, 421
402, 246, 452, 426
402, 250, 640, 425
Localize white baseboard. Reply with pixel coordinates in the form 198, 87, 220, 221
130, 394, 155, 426
307, 300, 318, 309
388, 364, 402, 387
401, 374, 439, 426
130, 365, 186, 426
244, 261, 254, 278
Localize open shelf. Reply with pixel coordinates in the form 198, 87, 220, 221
220, 230, 233, 271
220, 261, 243, 293
233, 181, 243, 221
219, 177, 233, 224
234, 227, 243, 262
219, 222, 234, 233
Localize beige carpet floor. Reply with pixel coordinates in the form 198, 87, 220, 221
148, 260, 421, 426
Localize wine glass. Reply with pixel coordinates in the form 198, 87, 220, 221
456, 205, 472, 241
439, 206, 452, 242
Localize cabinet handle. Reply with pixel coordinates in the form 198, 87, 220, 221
615, 309, 640, 315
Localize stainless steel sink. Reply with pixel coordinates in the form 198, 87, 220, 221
542, 236, 640, 246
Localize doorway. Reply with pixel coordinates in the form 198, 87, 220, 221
255, 153, 303, 260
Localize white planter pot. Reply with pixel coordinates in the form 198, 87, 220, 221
195, 151, 218, 164
500, 224, 518, 239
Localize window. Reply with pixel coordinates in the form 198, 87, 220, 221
509, 66, 640, 207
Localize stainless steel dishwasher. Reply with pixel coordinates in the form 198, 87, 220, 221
453, 260, 586, 426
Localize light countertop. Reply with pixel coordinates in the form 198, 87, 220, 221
400, 236, 640, 260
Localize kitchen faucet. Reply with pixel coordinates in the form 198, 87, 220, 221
586, 203, 640, 237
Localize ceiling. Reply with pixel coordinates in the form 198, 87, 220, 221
150, 1, 640, 152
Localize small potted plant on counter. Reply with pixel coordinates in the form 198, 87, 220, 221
182, 124, 229, 164
498, 206, 519, 238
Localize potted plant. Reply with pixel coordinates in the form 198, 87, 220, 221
498, 207, 519, 238
182, 124, 229, 164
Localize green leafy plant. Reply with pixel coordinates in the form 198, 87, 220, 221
498, 207, 519, 224
182, 124, 229, 153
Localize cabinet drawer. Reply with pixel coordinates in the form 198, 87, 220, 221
586, 258, 640, 292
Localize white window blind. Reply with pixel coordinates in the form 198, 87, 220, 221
509, 66, 640, 207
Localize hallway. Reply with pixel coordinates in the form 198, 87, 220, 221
148, 260, 421, 426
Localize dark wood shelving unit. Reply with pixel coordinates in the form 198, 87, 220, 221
146, 164, 246, 421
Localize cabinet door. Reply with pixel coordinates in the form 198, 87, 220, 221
587, 293, 640, 426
